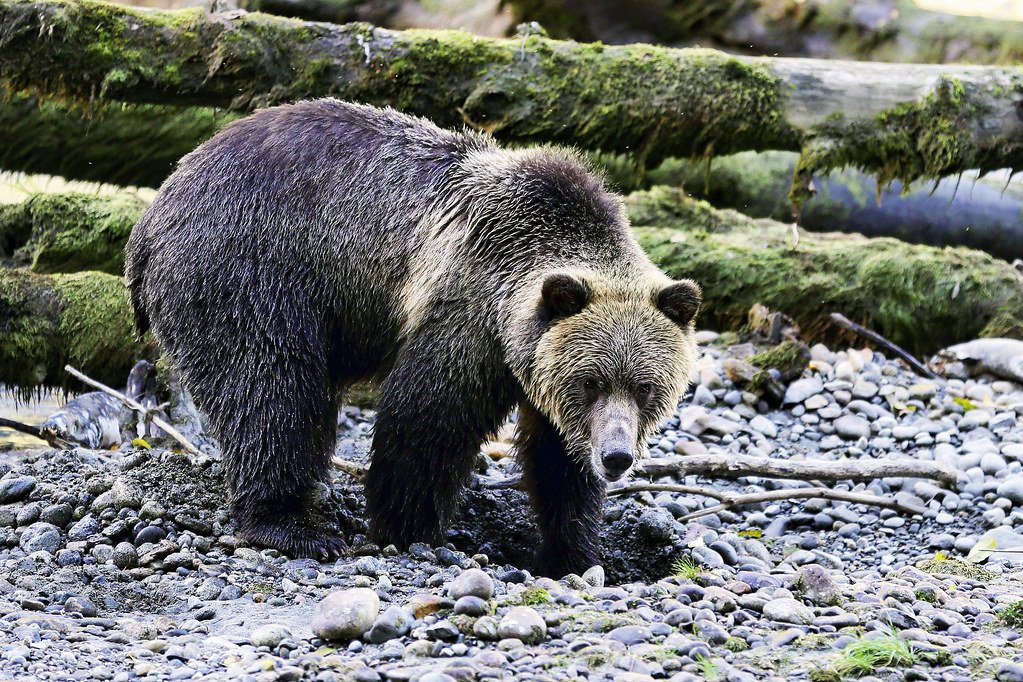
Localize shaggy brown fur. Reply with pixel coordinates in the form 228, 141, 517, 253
125, 99, 700, 576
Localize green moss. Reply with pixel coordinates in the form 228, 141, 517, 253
520, 586, 552, 606
725, 636, 749, 652
747, 341, 810, 381
630, 187, 1023, 356
1, 193, 146, 275
792, 75, 1015, 207
0, 269, 143, 398
916, 557, 995, 580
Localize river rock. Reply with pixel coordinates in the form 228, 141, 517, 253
311, 588, 380, 641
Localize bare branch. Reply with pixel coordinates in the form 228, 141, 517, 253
829, 312, 939, 380
64, 365, 199, 455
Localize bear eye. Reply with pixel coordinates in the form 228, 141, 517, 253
582, 377, 601, 402
636, 383, 653, 405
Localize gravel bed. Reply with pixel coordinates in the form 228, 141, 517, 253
3, 335, 1023, 681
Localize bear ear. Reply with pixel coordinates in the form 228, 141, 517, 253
540, 273, 591, 321
656, 280, 701, 327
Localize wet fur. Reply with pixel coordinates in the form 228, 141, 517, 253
125, 100, 698, 574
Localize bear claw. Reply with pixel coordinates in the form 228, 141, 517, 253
241, 517, 348, 560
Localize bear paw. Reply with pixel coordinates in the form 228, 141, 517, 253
241, 516, 349, 560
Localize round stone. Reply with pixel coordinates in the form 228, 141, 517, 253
453, 596, 489, 617
0, 476, 36, 503
582, 565, 605, 588
19, 522, 61, 555
448, 568, 494, 600
135, 525, 166, 545
497, 606, 546, 644
762, 597, 814, 625
112, 542, 139, 568
311, 588, 380, 641
366, 605, 413, 643
834, 415, 871, 440
250, 624, 291, 648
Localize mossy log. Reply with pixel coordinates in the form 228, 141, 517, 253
630, 187, 1023, 356
0, 93, 237, 188
0, 192, 147, 274
604, 151, 1023, 263
2, 0, 1023, 187
0, 187, 1019, 396
0, 268, 146, 397
501, 0, 1023, 66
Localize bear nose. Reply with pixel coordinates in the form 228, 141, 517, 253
601, 450, 634, 478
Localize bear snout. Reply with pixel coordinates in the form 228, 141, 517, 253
601, 449, 634, 480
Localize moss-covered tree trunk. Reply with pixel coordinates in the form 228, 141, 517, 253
2, 0, 1023, 190
0, 268, 146, 397
501, 0, 1023, 66
1, 188, 1019, 397
604, 151, 1023, 262
629, 187, 1023, 355
235, 0, 397, 24
0, 94, 237, 188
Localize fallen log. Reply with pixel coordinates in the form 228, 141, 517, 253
0, 268, 146, 397
2, 0, 1023, 186
2, 186, 1021, 372
0, 192, 146, 275
631, 187, 1023, 356
0, 94, 235, 189
501, 0, 1023, 66
236, 0, 396, 24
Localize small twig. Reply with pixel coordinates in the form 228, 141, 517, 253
331, 457, 368, 481
608, 482, 728, 500
829, 312, 939, 379
638, 453, 958, 485
64, 365, 199, 455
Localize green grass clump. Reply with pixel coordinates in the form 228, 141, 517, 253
999, 600, 1023, 627
671, 555, 703, 583
821, 632, 917, 678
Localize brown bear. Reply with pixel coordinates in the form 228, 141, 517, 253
125, 99, 700, 577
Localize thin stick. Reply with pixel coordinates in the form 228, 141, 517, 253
608, 482, 728, 500
637, 453, 958, 485
677, 486, 928, 521
332, 457, 368, 481
64, 365, 199, 455
829, 312, 939, 379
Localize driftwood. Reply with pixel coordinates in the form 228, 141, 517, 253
2, 0, 1023, 186
828, 312, 939, 380
636, 453, 958, 486
606, 482, 929, 520
64, 365, 199, 455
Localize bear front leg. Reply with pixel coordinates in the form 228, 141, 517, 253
365, 326, 517, 549
516, 402, 607, 578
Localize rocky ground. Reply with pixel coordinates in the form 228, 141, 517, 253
3, 334, 1023, 681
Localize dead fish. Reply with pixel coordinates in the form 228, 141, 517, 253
21, 360, 162, 449
938, 338, 1023, 383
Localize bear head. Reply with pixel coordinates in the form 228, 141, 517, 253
518, 269, 701, 481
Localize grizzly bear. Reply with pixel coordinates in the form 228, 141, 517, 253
126, 100, 700, 577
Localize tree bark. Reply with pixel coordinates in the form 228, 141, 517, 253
605, 151, 1023, 263
500, 0, 1023, 66
0, 268, 147, 398
0, 93, 236, 189
2, 0, 1022, 187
